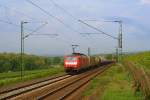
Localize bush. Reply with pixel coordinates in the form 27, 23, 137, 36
0, 53, 63, 73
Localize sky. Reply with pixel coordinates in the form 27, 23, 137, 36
0, 0, 150, 55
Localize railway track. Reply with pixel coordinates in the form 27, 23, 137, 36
0, 62, 114, 100
0, 74, 72, 100
38, 64, 112, 100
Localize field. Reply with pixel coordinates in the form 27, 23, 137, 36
0, 53, 65, 87
82, 51, 150, 99
124, 51, 150, 73
0, 65, 64, 87
123, 51, 150, 99
82, 64, 143, 100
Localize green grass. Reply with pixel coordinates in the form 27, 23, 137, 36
0, 65, 64, 87
103, 89, 142, 100
83, 64, 143, 100
83, 51, 149, 99
124, 51, 150, 72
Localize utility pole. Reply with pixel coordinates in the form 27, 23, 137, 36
20, 21, 57, 80
104, 20, 122, 62
117, 21, 123, 62
78, 19, 123, 63
21, 21, 23, 80
21, 21, 28, 80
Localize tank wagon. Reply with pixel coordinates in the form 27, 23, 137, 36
64, 53, 101, 72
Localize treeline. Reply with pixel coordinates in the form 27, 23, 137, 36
0, 53, 63, 73
105, 54, 117, 60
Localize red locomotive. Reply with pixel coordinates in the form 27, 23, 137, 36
64, 53, 101, 72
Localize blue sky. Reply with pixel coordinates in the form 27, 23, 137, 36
0, 0, 150, 55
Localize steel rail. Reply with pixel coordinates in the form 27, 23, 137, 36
0, 74, 71, 100
37, 63, 113, 99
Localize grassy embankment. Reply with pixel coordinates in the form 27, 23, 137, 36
123, 51, 150, 99
83, 64, 143, 100
0, 65, 64, 87
124, 51, 150, 73
83, 51, 150, 99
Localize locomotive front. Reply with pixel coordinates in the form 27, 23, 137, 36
64, 55, 79, 72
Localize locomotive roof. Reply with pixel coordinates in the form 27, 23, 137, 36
71, 53, 87, 56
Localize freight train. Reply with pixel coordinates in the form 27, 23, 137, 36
64, 53, 101, 73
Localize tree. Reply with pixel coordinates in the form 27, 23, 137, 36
53, 57, 61, 65
105, 54, 113, 60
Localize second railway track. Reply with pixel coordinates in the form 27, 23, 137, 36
0, 74, 72, 100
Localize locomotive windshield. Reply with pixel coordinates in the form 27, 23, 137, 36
66, 57, 77, 61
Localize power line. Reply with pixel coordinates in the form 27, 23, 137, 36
48, 0, 86, 30
80, 33, 103, 35
0, 19, 49, 36
0, 19, 19, 27
78, 20, 118, 39
0, 5, 44, 32
23, 0, 99, 46
30, 33, 58, 36
27, 0, 97, 46
0, 4, 39, 22
3, 22, 66, 47
4, 6, 11, 23
24, 22, 48, 39
26, 0, 80, 34
48, 0, 117, 44
0, 19, 34, 31
26, 0, 83, 45
48, 0, 76, 20
48, 0, 94, 46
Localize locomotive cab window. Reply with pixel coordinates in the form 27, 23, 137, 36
66, 57, 77, 61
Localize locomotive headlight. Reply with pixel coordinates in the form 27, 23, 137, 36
73, 62, 77, 65
65, 61, 77, 65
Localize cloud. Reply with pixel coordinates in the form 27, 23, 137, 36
140, 0, 150, 5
